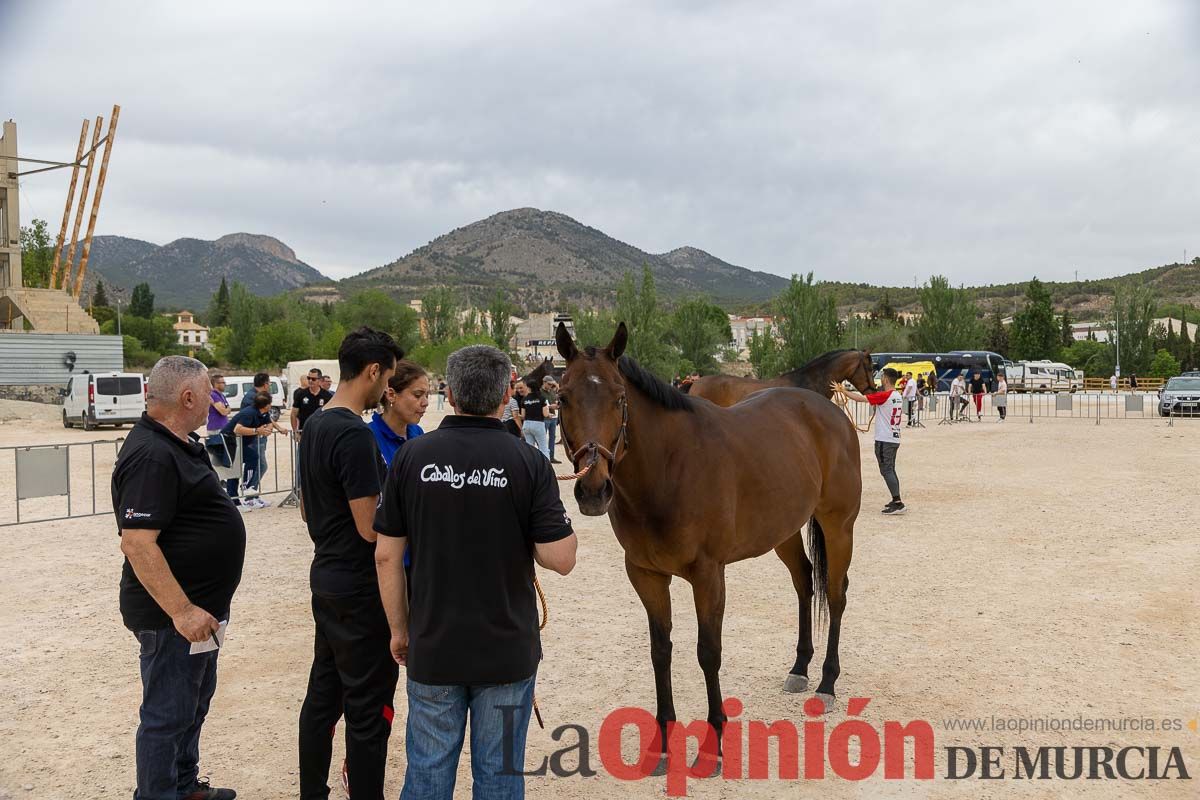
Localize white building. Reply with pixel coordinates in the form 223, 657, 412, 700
728, 314, 777, 358
172, 311, 209, 348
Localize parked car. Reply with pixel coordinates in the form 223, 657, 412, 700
61, 371, 146, 430
1158, 376, 1200, 417
222, 375, 287, 420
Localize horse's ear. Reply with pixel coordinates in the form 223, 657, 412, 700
556, 322, 578, 362
606, 322, 628, 359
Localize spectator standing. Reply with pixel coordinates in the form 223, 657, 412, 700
374, 344, 577, 800
543, 376, 562, 463
239, 372, 271, 409
1110, 373, 1118, 393
902, 371, 918, 426
220, 393, 285, 508
500, 383, 521, 437
436, 378, 447, 411
112, 356, 245, 800
206, 374, 232, 467
840, 367, 907, 514
297, 328, 404, 800
915, 374, 927, 416
367, 361, 430, 467
949, 373, 966, 420
291, 368, 334, 439
994, 372, 1008, 421
516, 379, 551, 459
321, 374, 334, 395
968, 370, 987, 421
1129, 373, 1139, 391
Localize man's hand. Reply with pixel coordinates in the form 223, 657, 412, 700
173, 603, 220, 643
390, 631, 409, 666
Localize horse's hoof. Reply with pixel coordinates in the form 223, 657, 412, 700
783, 673, 808, 693
649, 753, 669, 777
690, 754, 722, 778
815, 692, 836, 713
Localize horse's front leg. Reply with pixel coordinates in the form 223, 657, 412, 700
626, 559, 675, 776
691, 560, 727, 775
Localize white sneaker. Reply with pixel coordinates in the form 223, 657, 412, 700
255, 497, 272, 509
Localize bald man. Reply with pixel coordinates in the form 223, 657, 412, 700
112, 356, 245, 800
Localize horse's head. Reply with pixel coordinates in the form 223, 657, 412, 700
851, 350, 877, 393
556, 321, 630, 516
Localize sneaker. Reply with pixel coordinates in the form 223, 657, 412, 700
181, 777, 236, 799
234, 501, 251, 513
253, 497, 271, 509
882, 502, 907, 515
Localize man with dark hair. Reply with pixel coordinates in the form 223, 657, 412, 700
374, 344, 577, 800
291, 368, 333, 439
239, 372, 272, 409
298, 327, 405, 800
113, 356, 244, 800
220, 393, 285, 508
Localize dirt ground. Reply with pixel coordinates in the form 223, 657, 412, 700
0, 398, 1197, 799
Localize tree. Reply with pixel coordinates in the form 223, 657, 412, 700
485, 290, 520, 354
912, 275, 982, 352
408, 334, 498, 375
1176, 309, 1193, 371
207, 277, 232, 327
18, 219, 53, 287
1060, 308, 1074, 348
1147, 349, 1180, 379
984, 311, 1010, 357
249, 319, 313, 367
1009, 278, 1060, 361
567, 305, 616, 350
225, 283, 258, 367
313, 322, 347, 360
871, 290, 897, 324
129, 282, 155, 318
668, 297, 731, 375
770, 272, 840, 372
421, 287, 460, 344
614, 267, 678, 378
334, 289, 420, 352
92, 280, 110, 309
1107, 284, 1156, 375
747, 328, 782, 379
1061, 339, 1112, 377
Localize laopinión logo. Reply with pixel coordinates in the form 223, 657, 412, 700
493, 698, 1193, 796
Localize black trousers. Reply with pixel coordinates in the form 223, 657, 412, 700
299, 591, 399, 800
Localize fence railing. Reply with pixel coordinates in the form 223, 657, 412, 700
0, 431, 298, 528
1081, 377, 1165, 392
849, 390, 1199, 427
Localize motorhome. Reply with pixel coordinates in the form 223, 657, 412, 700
1004, 360, 1082, 392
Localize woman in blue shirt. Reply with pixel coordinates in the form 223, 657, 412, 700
367, 360, 430, 467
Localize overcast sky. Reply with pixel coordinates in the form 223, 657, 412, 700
5, 1, 1197, 285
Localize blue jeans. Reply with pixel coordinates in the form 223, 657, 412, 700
521, 420, 549, 460
545, 418, 558, 459
401, 674, 537, 800
133, 627, 220, 800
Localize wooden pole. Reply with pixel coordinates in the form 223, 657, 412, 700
62, 116, 103, 294
74, 105, 120, 299
49, 119, 90, 290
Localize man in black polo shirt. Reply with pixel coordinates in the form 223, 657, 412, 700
374, 344, 577, 800
291, 368, 334, 438
297, 328, 404, 800
112, 356, 245, 800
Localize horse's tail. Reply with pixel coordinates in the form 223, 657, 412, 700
808, 516, 829, 624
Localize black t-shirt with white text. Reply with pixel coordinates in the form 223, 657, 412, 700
373, 415, 573, 685
112, 414, 246, 631
299, 407, 386, 597
293, 387, 334, 429
518, 393, 546, 422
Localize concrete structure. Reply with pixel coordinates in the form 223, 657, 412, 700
0, 332, 124, 403
1, 121, 23, 298
172, 310, 209, 348
516, 312, 572, 364
728, 314, 777, 358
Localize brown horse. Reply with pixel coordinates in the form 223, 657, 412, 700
684, 349, 876, 406
555, 322, 862, 771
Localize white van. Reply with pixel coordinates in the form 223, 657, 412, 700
62, 371, 146, 430
222, 375, 287, 420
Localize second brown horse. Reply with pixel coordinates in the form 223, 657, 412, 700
684, 348, 876, 406
555, 322, 862, 774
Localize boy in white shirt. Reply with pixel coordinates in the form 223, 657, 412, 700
842, 367, 907, 515
902, 371, 918, 426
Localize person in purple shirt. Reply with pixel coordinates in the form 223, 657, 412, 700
205, 374, 233, 467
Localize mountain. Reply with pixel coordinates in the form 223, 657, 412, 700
79, 233, 329, 309
344, 208, 791, 309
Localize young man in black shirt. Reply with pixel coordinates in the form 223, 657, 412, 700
112, 356, 245, 800
968, 370, 987, 421
291, 368, 334, 438
297, 328, 404, 800
374, 344, 577, 800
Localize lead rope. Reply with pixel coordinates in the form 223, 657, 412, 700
831, 383, 875, 434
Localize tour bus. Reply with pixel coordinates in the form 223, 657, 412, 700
61, 371, 147, 430
1003, 360, 1083, 393
870, 351, 1010, 392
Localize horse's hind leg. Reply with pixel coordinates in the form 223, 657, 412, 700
814, 508, 855, 711
774, 531, 813, 692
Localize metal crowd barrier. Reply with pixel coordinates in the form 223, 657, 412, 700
0, 431, 299, 528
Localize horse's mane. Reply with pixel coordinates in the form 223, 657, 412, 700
776, 349, 860, 385
575, 351, 696, 412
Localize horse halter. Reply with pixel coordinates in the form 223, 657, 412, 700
560, 392, 630, 475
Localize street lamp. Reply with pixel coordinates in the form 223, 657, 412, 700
115, 298, 122, 336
